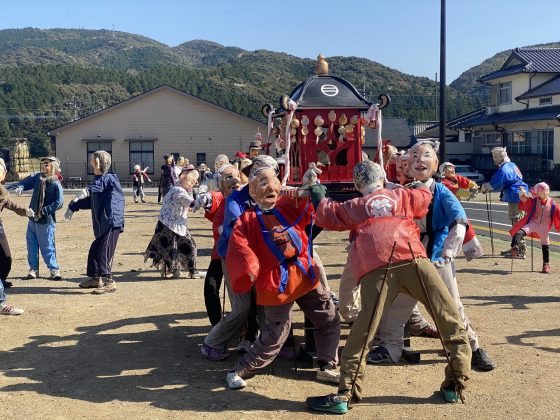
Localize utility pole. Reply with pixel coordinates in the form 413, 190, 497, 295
434, 73, 438, 121
439, 0, 446, 162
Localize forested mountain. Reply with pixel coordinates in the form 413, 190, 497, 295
0, 28, 553, 156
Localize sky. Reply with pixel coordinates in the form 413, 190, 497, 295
3, 0, 560, 82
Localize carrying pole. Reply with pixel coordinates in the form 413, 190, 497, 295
348, 241, 397, 408
406, 242, 465, 404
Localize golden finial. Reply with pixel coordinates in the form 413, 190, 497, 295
315, 54, 329, 75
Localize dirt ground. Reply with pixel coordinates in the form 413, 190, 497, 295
1, 192, 560, 419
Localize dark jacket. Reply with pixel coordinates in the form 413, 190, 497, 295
159, 164, 176, 190
10, 173, 63, 224
69, 172, 125, 238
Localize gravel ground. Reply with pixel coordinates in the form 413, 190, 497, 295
1, 194, 560, 419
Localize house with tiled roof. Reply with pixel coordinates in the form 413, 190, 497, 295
449, 47, 560, 186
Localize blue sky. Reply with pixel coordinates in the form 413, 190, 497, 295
3, 0, 560, 81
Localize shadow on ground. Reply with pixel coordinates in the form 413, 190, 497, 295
0, 313, 312, 413
506, 328, 560, 353
462, 295, 560, 310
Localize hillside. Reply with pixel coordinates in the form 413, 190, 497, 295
2, 27, 551, 156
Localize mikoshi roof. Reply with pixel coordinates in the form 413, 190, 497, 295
288, 74, 372, 110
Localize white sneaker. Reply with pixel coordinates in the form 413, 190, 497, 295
226, 370, 247, 389
317, 368, 340, 384
27, 269, 37, 279
49, 269, 62, 280
1, 303, 24, 315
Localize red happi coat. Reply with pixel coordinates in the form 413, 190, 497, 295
510, 197, 560, 238
204, 191, 225, 260
226, 196, 316, 295
316, 187, 431, 283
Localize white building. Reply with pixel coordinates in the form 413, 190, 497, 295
48, 85, 266, 181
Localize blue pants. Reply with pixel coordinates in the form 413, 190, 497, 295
26, 220, 59, 271
0, 280, 5, 304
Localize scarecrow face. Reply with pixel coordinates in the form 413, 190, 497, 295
219, 166, 241, 198
537, 188, 550, 201
408, 144, 438, 182
249, 168, 280, 209
166, 155, 174, 165
249, 148, 260, 159
90, 156, 103, 176
179, 170, 199, 190
443, 165, 456, 179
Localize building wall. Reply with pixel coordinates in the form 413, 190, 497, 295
52, 88, 266, 180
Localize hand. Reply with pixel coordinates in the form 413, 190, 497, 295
25, 208, 35, 218
249, 273, 256, 283
405, 180, 423, 189
518, 186, 528, 199
14, 186, 23, 195
280, 186, 299, 198
480, 183, 492, 194
73, 187, 89, 202
64, 208, 73, 221
434, 256, 452, 268
192, 192, 211, 212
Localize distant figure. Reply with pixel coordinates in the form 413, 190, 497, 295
158, 154, 177, 203
132, 165, 151, 203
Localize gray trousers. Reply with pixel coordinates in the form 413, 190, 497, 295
234, 284, 340, 375
373, 261, 480, 362
204, 261, 252, 349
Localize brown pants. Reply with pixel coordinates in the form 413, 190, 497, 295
338, 258, 471, 401
234, 284, 340, 375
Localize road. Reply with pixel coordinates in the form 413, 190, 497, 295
462, 198, 560, 253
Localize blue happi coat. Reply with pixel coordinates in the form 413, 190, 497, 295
489, 162, 528, 203
426, 182, 468, 262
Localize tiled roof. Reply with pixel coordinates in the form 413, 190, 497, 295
515, 48, 560, 72
455, 105, 560, 128
517, 75, 560, 99
479, 48, 560, 83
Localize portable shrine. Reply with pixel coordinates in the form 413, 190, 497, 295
262, 54, 390, 194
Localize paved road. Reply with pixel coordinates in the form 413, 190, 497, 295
462, 198, 560, 253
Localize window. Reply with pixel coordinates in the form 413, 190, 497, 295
498, 81, 512, 105
504, 130, 554, 159
539, 97, 552, 106
196, 153, 206, 166
129, 141, 154, 174
464, 132, 472, 143
87, 142, 112, 175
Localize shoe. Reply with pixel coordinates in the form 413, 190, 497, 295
0, 303, 24, 315
306, 393, 349, 414
1, 280, 13, 288
417, 325, 440, 339
367, 347, 394, 364
500, 249, 510, 256
316, 368, 340, 384
226, 370, 247, 389
471, 347, 495, 371
510, 246, 519, 258
27, 269, 38, 279
141, 199, 146, 203
200, 343, 229, 361
236, 340, 252, 355
187, 271, 204, 279
172, 269, 182, 279
49, 269, 62, 280
92, 278, 117, 295
79, 277, 101, 288
440, 384, 459, 403
503, 251, 526, 259
134, 199, 138, 203
542, 263, 551, 274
